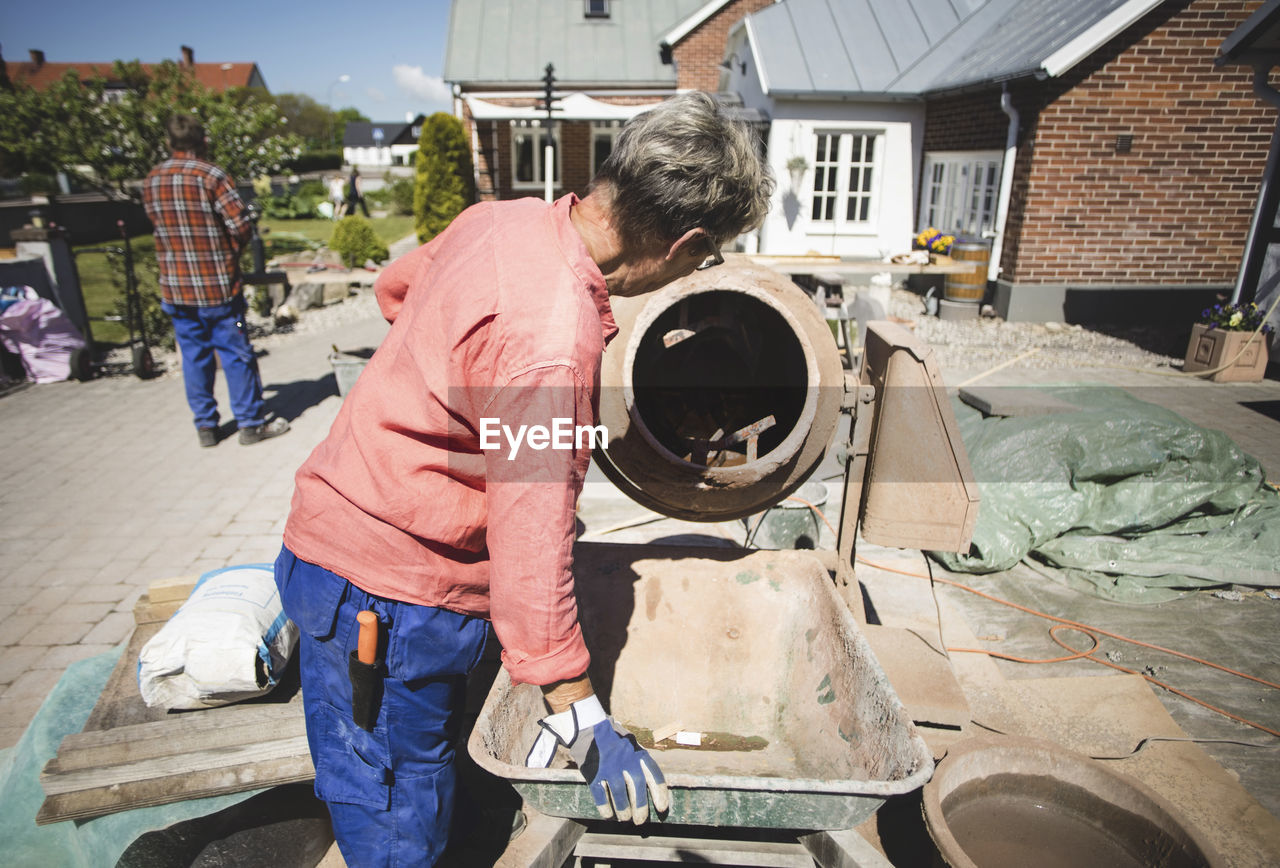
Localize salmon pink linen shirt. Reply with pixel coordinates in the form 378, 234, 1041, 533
283, 195, 616, 686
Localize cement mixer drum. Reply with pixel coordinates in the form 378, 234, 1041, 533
595, 256, 845, 522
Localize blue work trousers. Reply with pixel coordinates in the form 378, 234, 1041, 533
274, 547, 489, 868
163, 296, 264, 429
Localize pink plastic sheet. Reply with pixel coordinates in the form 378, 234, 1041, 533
0, 286, 86, 384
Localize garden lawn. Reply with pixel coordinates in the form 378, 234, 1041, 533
74, 214, 415, 347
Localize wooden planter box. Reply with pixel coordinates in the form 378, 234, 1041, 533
1182, 323, 1269, 382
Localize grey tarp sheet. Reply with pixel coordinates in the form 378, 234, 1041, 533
0, 647, 257, 867
930, 386, 1280, 603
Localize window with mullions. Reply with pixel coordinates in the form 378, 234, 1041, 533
591, 122, 622, 176
919, 151, 1003, 237
811, 132, 879, 229
512, 126, 560, 187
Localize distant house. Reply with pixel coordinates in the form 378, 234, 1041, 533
724, 0, 1273, 323
3, 45, 267, 96
443, 0, 773, 213
343, 115, 427, 168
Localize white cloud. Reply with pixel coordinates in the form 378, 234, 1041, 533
365, 86, 387, 103
393, 64, 451, 103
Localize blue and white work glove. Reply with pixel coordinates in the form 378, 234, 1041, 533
526, 694, 670, 824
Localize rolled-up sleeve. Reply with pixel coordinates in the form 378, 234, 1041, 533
484, 363, 596, 685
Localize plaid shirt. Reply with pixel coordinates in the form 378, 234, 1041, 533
143, 153, 253, 307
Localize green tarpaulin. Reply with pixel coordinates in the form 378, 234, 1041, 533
930, 386, 1280, 603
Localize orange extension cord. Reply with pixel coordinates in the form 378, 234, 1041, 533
784, 495, 1280, 740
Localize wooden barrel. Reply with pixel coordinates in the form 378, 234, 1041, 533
945, 241, 990, 303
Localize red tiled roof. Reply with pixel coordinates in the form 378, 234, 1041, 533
7, 60, 263, 93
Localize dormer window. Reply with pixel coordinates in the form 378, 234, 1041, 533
585, 0, 610, 18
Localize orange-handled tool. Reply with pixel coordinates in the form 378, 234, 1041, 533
357, 610, 378, 664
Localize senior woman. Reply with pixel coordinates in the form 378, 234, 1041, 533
275, 91, 774, 867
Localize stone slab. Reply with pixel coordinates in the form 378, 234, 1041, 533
958, 385, 1080, 417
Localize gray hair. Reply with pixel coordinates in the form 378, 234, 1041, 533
593, 92, 774, 245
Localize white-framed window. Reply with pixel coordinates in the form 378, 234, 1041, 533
585, 0, 610, 18
511, 122, 560, 188
810, 131, 881, 230
919, 151, 1003, 237
591, 121, 622, 176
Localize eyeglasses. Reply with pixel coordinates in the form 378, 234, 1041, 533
695, 234, 724, 270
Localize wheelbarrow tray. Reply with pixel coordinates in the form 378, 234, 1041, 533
467, 542, 933, 829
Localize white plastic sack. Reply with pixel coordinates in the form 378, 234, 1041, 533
137, 564, 298, 710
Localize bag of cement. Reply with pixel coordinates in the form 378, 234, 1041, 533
137, 564, 298, 710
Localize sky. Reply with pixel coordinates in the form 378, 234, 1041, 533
1, 0, 457, 123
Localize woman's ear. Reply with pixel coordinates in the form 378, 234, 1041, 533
665, 228, 706, 262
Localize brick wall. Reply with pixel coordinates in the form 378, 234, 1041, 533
672, 0, 774, 91
974, 0, 1271, 287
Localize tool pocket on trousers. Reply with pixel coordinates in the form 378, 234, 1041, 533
308, 699, 392, 810
275, 547, 346, 641
384, 604, 489, 683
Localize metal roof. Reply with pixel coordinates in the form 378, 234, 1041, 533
746, 0, 1151, 98
344, 117, 425, 148
444, 0, 707, 87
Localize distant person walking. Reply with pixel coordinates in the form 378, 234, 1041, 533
143, 113, 290, 447
345, 167, 369, 218
328, 173, 346, 219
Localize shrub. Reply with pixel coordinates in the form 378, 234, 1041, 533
413, 113, 475, 242
284, 150, 343, 173
330, 215, 389, 267
387, 178, 415, 216
257, 178, 327, 220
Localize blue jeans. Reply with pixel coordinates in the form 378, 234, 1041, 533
274, 547, 489, 868
163, 296, 264, 429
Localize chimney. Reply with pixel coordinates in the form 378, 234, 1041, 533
29, 49, 45, 68
180, 45, 194, 67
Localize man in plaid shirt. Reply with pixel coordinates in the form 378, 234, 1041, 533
143, 114, 289, 447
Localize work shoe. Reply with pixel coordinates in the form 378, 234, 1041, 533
238, 417, 290, 445
197, 427, 218, 448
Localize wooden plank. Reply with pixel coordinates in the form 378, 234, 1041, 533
51, 703, 306, 771
42, 735, 312, 795
36, 753, 315, 825
574, 832, 815, 867
800, 828, 895, 868
495, 809, 584, 868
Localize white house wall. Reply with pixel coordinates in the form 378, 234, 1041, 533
759, 101, 923, 259
343, 144, 419, 167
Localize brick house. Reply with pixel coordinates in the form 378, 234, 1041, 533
725, 0, 1275, 325
3, 45, 267, 95
442, 0, 773, 207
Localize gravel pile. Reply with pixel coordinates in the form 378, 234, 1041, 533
886, 288, 1186, 375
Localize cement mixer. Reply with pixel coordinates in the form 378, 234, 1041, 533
595, 255, 845, 522
469, 255, 980, 865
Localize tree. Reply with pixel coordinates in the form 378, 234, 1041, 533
332, 106, 369, 151
0, 60, 302, 197
270, 92, 333, 149
413, 113, 475, 243
267, 94, 368, 151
